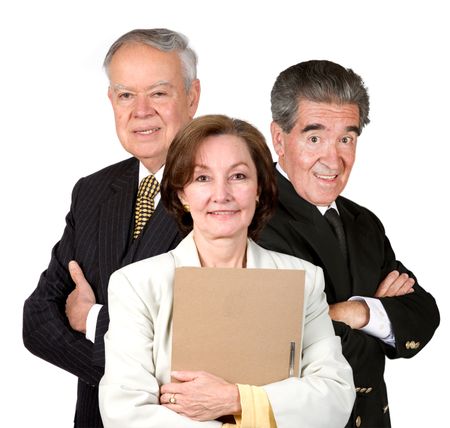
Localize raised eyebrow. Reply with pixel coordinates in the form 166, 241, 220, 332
301, 123, 325, 133
301, 123, 361, 136
346, 125, 361, 136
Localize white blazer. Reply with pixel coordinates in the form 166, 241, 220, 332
99, 233, 355, 428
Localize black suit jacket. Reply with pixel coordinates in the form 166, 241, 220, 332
259, 169, 440, 428
23, 157, 182, 428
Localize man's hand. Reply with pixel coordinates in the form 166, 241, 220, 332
160, 371, 241, 421
65, 260, 96, 333
329, 300, 370, 329
375, 270, 415, 297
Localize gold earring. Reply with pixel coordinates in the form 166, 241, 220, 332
183, 204, 190, 213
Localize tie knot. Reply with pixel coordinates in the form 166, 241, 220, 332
324, 207, 340, 225
138, 174, 160, 200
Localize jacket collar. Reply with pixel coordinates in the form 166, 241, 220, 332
275, 169, 353, 300
98, 158, 139, 300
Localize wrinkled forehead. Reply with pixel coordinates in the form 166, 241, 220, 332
108, 43, 184, 87
295, 101, 360, 133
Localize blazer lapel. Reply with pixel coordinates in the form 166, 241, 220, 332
246, 239, 278, 268
98, 158, 139, 302
277, 172, 352, 301
123, 202, 181, 265
338, 198, 379, 296
171, 232, 202, 267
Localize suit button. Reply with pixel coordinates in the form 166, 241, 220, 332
355, 387, 361, 392
356, 415, 362, 427
359, 387, 366, 393
414, 341, 420, 349
383, 404, 389, 414
405, 341, 411, 349
366, 387, 372, 393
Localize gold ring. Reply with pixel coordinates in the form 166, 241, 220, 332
169, 393, 177, 404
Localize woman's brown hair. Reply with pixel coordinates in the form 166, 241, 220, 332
161, 114, 277, 239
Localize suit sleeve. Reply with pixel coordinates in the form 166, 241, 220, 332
335, 212, 440, 386
375, 224, 440, 359
263, 265, 355, 428
332, 320, 387, 387
22, 178, 103, 385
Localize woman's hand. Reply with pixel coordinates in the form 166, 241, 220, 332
160, 371, 241, 421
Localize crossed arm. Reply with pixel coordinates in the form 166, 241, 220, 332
329, 270, 415, 329
23, 178, 110, 384
65, 264, 414, 344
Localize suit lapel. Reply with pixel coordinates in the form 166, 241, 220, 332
123, 201, 181, 265
98, 158, 139, 302
338, 198, 377, 296
277, 171, 352, 301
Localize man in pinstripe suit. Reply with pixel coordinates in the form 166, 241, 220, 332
23, 28, 201, 428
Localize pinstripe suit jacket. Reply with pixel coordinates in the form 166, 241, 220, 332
23, 157, 182, 428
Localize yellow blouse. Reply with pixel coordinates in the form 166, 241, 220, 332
223, 384, 277, 428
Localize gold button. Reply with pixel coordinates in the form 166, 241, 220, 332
360, 387, 366, 393
383, 404, 389, 414
366, 387, 372, 393
356, 415, 362, 427
355, 387, 361, 392
405, 341, 411, 349
414, 341, 421, 349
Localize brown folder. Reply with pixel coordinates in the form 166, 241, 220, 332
171, 267, 305, 386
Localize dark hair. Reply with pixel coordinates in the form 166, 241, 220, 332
103, 28, 197, 91
271, 60, 370, 134
161, 115, 277, 239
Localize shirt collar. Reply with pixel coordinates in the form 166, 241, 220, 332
275, 162, 339, 216
139, 162, 165, 184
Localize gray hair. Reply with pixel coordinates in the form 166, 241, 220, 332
103, 28, 198, 91
271, 60, 370, 134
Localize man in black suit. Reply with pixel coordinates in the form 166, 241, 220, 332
23, 28, 200, 428
259, 60, 439, 427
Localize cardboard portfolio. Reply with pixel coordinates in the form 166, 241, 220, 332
171, 267, 305, 386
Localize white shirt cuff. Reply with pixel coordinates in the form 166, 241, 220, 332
349, 296, 396, 347
86, 304, 103, 343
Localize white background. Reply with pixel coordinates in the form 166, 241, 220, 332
2, 0, 448, 426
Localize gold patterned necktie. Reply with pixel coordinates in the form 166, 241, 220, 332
133, 174, 160, 239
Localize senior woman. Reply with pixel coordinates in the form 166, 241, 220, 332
99, 115, 355, 427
